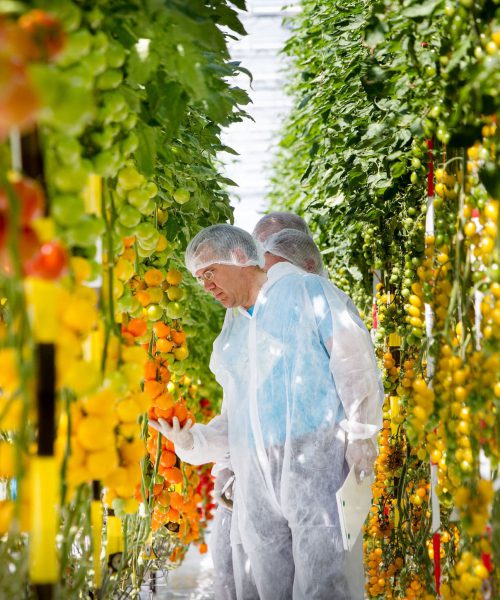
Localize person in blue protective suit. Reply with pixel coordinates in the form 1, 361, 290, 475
209, 220, 328, 600
149, 224, 383, 600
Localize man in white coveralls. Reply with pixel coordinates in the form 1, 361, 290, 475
150, 224, 383, 599
208, 222, 330, 600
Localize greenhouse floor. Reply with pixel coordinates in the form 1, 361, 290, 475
140, 533, 215, 599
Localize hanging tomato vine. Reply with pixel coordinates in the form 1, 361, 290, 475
0, 0, 247, 597
270, 0, 499, 598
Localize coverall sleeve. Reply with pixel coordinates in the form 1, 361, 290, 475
175, 409, 229, 466
305, 277, 383, 441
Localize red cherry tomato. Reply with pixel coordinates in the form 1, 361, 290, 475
18, 10, 66, 61
14, 177, 45, 224
0, 177, 45, 225
25, 239, 67, 279
0, 226, 41, 275
0, 213, 7, 250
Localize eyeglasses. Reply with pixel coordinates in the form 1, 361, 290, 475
196, 269, 215, 285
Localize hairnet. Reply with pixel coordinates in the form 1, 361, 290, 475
262, 228, 326, 276
185, 224, 265, 275
252, 212, 310, 243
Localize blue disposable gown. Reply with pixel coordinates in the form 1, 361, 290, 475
177, 262, 383, 599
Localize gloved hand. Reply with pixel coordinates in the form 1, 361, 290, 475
214, 468, 235, 510
148, 416, 194, 451
345, 438, 378, 483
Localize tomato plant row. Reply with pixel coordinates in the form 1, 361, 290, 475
0, 1, 247, 597
270, 0, 499, 598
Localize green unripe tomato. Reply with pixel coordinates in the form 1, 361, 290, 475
83, 50, 107, 75
93, 149, 121, 177
128, 188, 151, 211
146, 304, 164, 321
106, 42, 126, 68
118, 166, 145, 191
144, 181, 158, 198
54, 135, 82, 166
57, 29, 92, 66
86, 6, 104, 29
53, 160, 92, 193
165, 301, 184, 320
52, 195, 85, 226
96, 69, 123, 90
118, 204, 141, 228
64, 63, 94, 91
135, 222, 158, 243
90, 127, 116, 150
122, 112, 138, 129
68, 216, 105, 247
92, 32, 109, 54
138, 230, 160, 251
121, 133, 139, 156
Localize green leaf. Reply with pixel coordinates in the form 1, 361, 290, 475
135, 124, 157, 178
391, 161, 407, 178
401, 0, 438, 18
479, 162, 500, 200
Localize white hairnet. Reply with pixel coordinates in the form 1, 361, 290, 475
262, 228, 326, 276
252, 212, 310, 243
185, 224, 265, 275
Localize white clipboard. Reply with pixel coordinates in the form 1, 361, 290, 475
336, 467, 373, 551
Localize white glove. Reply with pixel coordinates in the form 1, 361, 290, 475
148, 416, 194, 451
345, 438, 378, 483
214, 468, 235, 510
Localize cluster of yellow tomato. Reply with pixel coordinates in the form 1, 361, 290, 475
366, 119, 498, 595
440, 549, 491, 600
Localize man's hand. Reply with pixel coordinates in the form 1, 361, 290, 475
345, 438, 378, 483
148, 416, 194, 451
214, 468, 235, 510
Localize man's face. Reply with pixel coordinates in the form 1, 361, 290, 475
263, 252, 287, 273
195, 263, 250, 308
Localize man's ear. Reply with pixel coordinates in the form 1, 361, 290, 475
232, 248, 249, 265
305, 258, 316, 272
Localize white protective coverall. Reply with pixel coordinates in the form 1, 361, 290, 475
211, 459, 258, 600
177, 262, 383, 599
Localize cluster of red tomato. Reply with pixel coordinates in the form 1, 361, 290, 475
0, 10, 65, 139
0, 176, 67, 279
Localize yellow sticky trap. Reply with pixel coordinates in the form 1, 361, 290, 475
83, 174, 102, 216
390, 396, 400, 436
29, 456, 59, 583
91, 501, 103, 588
388, 332, 401, 347
106, 514, 124, 557
24, 278, 59, 343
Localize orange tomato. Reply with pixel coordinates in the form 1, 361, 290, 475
127, 318, 147, 337
163, 467, 183, 485
171, 329, 186, 345
156, 338, 174, 353
144, 380, 164, 399
153, 321, 171, 338
160, 451, 176, 469
173, 404, 188, 423
144, 269, 163, 287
